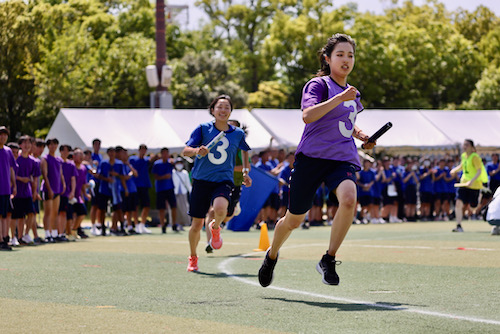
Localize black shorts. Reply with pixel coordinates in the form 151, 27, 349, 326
72, 203, 87, 217
156, 189, 177, 210
264, 193, 280, 210
404, 184, 417, 205
0, 195, 11, 218
189, 179, 233, 219
280, 190, 289, 208
122, 192, 139, 212
227, 186, 242, 217
96, 193, 112, 211
490, 179, 500, 194
59, 196, 69, 213
445, 192, 456, 202
457, 187, 480, 207
358, 195, 372, 207
372, 196, 381, 206
11, 197, 35, 219
288, 153, 357, 215
137, 187, 151, 208
33, 199, 40, 213
41, 192, 60, 201
420, 191, 433, 204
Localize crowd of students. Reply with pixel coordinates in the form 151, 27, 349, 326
0, 128, 195, 251
252, 149, 500, 229
1, 124, 499, 252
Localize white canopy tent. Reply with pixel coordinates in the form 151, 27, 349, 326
46, 108, 500, 155
46, 108, 273, 153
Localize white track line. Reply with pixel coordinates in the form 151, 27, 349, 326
218, 252, 500, 326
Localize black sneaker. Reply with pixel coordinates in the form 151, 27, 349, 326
0, 242, 12, 251
316, 252, 342, 285
161, 225, 167, 234
172, 224, 179, 233
45, 236, 55, 243
258, 249, 278, 287
33, 237, 45, 245
77, 228, 89, 239
205, 244, 213, 254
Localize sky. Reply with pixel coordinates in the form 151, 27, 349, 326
171, 0, 500, 30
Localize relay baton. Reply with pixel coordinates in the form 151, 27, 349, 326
196, 131, 226, 159
361, 122, 393, 149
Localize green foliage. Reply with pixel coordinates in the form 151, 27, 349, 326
247, 80, 290, 108
462, 66, 500, 110
0, 0, 38, 137
1, 0, 499, 137
170, 51, 247, 109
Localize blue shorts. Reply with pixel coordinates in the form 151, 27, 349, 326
0, 195, 13, 218
12, 197, 35, 219
156, 189, 177, 210
137, 187, 151, 208
288, 153, 357, 215
189, 179, 233, 219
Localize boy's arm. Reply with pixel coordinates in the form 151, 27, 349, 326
10, 167, 17, 197
241, 150, 252, 187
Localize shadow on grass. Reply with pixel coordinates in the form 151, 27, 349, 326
263, 297, 417, 312
194, 271, 257, 278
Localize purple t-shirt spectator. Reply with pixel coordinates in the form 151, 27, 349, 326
298, 76, 363, 170
0, 146, 17, 196
61, 159, 77, 197
41, 154, 63, 195
15, 155, 38, 198
75, 164, 88, 203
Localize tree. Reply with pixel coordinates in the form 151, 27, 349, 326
247, 80, 290, 108
169, 50, 247, 108
0, 0, 38, 137
462, 66, 500, 110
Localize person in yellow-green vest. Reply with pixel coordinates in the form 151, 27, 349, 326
450, 139, 488, 232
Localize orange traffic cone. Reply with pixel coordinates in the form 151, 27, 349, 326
253, 223, 270, 251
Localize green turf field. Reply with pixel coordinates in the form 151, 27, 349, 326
1, 220, 499, 333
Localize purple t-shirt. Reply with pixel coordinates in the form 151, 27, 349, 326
61, 159, 77, 197
297, 76, 363, 170
75, 164, 88, 203
41, 154, 63, 194
0, 146, 17, 196
15, 155, 38, 198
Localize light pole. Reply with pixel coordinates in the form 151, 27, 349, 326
145, 0, 173, 108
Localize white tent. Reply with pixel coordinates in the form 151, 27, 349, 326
46, 108, 500, 154
46, 108, 273, 153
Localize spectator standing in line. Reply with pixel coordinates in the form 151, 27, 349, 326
129, 144, 154, 234
0, 126, 16, 251
58, 144, 76, 242
402, 159, 419, 222
41, 138, 65, 243
486, 153, 500, 194
11, 136, 37, 245
419, 159, 434, 221
72, 148, 90, 239
173, 157, 192, 231
30, 139, 45, 244
152, 147, 177, 233
89, 138, 102, 235
95, 147, 116, 236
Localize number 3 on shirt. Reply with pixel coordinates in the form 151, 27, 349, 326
208, 137, 229, 165
339, 101, 358, 138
